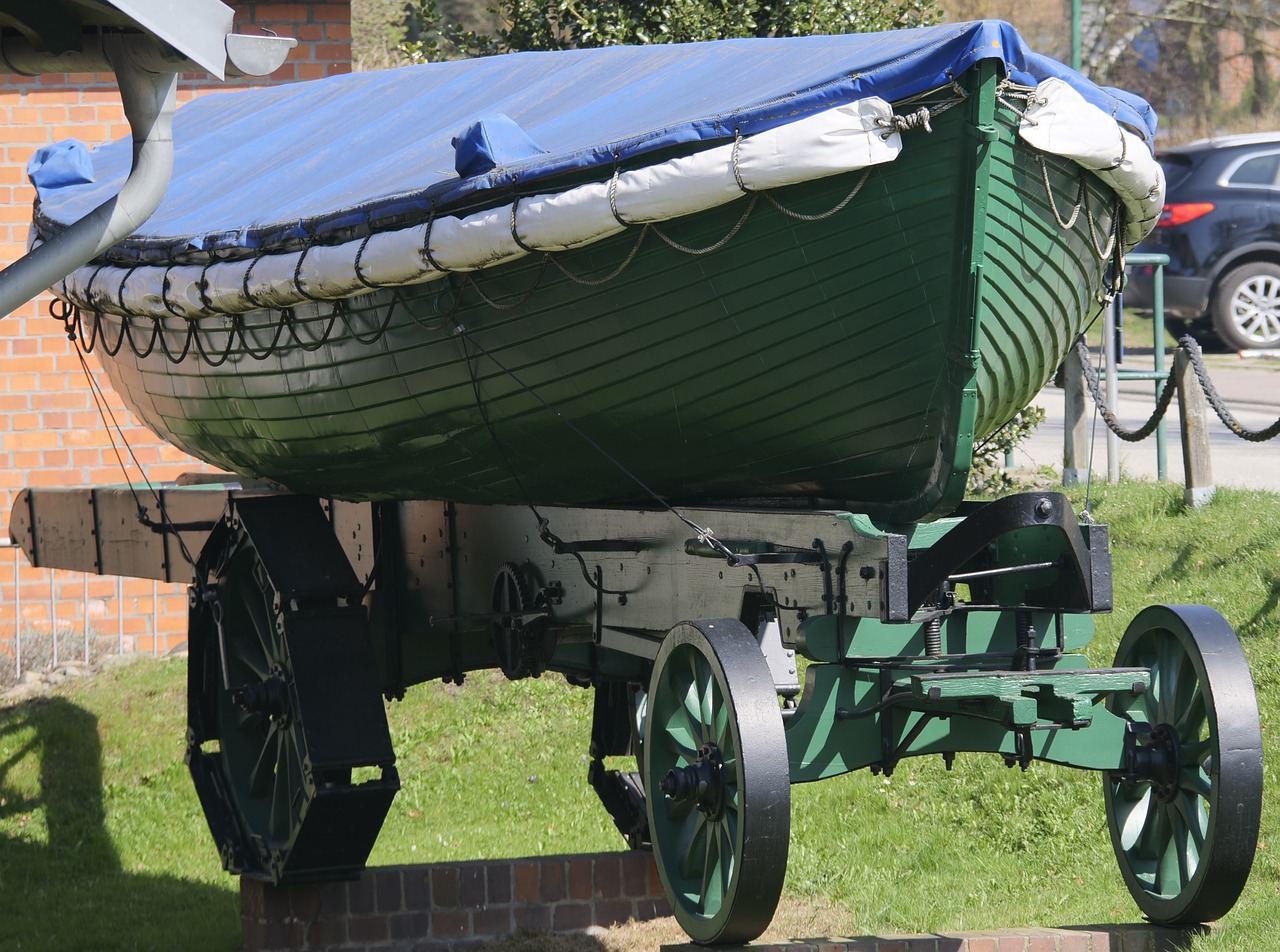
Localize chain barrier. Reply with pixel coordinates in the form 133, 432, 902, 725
1075, 335, 1280, 443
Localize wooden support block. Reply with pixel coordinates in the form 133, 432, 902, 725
1061, 353, 1089, 486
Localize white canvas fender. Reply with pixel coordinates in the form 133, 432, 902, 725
59, 99, 903, 319
1017, 77, 1165, 249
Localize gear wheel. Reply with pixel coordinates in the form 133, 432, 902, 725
491, 562, 552, 679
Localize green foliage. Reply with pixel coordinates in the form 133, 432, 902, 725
967, 403, 1047, 497
403, 0, 942, 61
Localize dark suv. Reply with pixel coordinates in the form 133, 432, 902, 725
1126, 132, 1280, 350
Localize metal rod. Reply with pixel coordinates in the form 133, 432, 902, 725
1104, 296, 1119, 481
13, 545, 21, 680
84, 571, 90, 663
1153, 261, 1168, 481
948, 561, 1059, 583
50, 568, 58, 669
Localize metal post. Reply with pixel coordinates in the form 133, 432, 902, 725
1103, 298, 1119, 481
50, 568, 58, 669
83, 571, 90, 663
13, 546, 21, 681
1071, 0, 1082, 72
1153, 263, 1168, 481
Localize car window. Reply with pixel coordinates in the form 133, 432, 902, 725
1159, 154, 1194, 190
1223, 151, 1280, 188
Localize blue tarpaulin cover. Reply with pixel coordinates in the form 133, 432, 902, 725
33, 19, 1157, 262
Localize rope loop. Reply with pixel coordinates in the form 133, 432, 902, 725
421, 210, 449, 274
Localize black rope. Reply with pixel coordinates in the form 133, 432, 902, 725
1181, 335, 1280, 442
1075, 336, 1176, 442
1075, 335, 1280, 443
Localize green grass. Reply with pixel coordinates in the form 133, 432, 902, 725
2, 481, 1278, 950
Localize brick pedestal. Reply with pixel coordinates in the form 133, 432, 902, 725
241, 851, 670, 952
661, 925, 1203, 952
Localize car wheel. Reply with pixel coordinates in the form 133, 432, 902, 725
1211, 262, 1280, 350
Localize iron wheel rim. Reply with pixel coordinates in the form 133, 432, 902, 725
645, 619, 789, 945
1104, 604, 1262, 924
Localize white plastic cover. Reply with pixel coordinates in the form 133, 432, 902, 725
1018, 78, 1165, 248
62, 98, 903, 319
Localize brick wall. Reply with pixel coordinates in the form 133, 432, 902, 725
240, 852, 671, 952
0, 3, 352, 672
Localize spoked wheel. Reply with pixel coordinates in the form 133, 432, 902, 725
187, 495, 399, 882
645, 619, 790, 945
1104, 604, 1263, 924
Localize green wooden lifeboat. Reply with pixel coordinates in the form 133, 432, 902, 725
36, 24, 1162, 522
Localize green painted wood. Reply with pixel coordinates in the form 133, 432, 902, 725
785, 660, 1137, 782
94, 63, 1120, 522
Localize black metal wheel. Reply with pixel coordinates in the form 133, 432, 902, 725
1104, 604, 1263, 924
645, 619, 790, 945
187, 496, 399, 883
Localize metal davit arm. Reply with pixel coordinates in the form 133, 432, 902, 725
0, 1, 295, 317
0, 33, 176, 318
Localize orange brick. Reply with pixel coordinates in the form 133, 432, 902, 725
253, 4, 312, 23
28, 88, 80, 105
314, 43, 351, 63
52, 124, 109, 144
0, 124, 49, 144
312, 3, 350, 22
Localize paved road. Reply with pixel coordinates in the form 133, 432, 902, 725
1012, 353, 1280, 494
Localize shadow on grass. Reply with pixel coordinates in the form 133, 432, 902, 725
0, 696, 239, 952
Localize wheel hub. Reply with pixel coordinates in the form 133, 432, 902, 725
659, 742, 725, 818
1130, 722, 1182, 802
231, 669, 290, 720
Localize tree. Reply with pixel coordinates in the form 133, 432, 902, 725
1071, 1, 1279, 135
402, 0, 942, 60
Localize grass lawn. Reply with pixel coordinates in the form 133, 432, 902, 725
2, 481, 1277, 951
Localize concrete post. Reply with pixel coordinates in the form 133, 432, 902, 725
1174, 349, 1215, 507
1062, 351, 1089, 486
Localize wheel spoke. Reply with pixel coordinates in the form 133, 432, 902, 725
700, 821, 725, 917
248, 720, 279, 798
1173, 683, 1205, 736
1181, 765, 1212, 800
676, 808, 707, 881
268, 729, 288, 841
1172, 789, 1208, 860
682, 654, 708, 742
1160, 803, 1191, 896
1116, 783, 1152, 852
1155, 635, 1181, 725
661, 665, 702, 759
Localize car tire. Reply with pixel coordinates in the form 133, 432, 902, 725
1211, 261, 1280, 350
